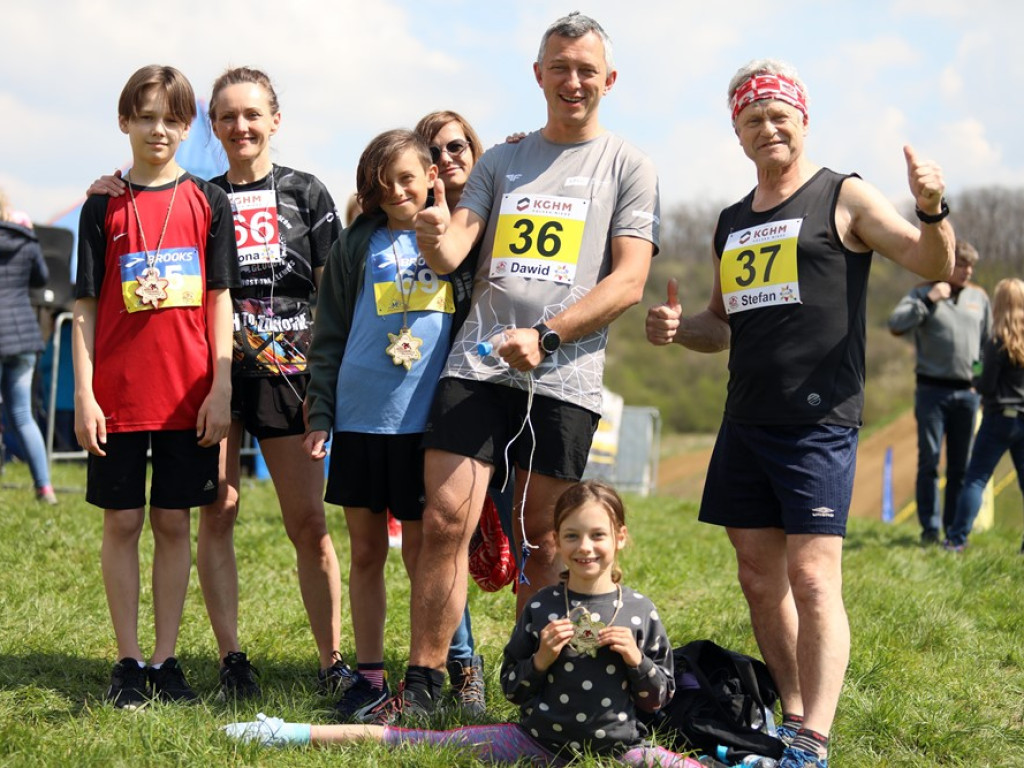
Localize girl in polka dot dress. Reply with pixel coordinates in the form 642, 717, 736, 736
222, 480, 701, 766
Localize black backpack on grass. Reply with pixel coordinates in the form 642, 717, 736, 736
647, 639, 785, 761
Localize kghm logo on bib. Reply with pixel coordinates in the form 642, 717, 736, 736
720, 217, 805, 315
490, 193, 589, 284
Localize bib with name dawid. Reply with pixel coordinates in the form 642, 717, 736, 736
490, 193, 588, 284
229, 189, 282, 267
120, 247, 203, 313
721, 217, 803, 315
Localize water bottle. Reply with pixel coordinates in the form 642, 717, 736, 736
715, 745, 778, 767
476, 328, 513, 357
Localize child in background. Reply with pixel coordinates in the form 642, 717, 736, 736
73, 65, 238, 708
223, 480, 702, 767
302, 129, 470, 721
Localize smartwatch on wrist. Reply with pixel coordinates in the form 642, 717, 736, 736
533, 323, 561, 356
915, 198, 950, 224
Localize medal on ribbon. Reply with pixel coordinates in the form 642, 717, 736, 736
385, 229, 425, 369
135, 265, 169, 308
386, 326, 424, 370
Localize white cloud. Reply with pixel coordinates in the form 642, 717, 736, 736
1, 0, 1019, 224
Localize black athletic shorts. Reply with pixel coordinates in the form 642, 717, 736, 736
86, 429, 220, 510
231, 374, 308, 440
422, 377, 599, 482
324, 431, 425, 521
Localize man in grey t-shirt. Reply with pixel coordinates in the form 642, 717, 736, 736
888, 240, 991, 545
389, 12, 659, 716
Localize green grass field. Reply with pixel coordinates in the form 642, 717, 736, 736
1, 457, 1023, 767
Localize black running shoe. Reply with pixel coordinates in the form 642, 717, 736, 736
148, 657, 198, 703
333, 671, 390, 722
317, 651, 357, 695
106, 658, 149, 709
369, 681, 435, 725
218, 651, 261, 701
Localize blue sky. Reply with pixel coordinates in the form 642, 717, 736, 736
2, 0, 1020, 224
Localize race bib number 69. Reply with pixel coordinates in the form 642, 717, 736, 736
721, 217, 803, 314
490, 194, 588, 284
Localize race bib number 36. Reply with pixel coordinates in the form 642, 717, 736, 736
490, 194, 588, 284
228, 189, 281, 267
721, 217, 803, 314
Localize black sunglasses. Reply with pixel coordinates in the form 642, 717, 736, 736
429, 139, 470, 163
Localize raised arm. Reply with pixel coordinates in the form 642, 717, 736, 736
414, 178, 485, 275
842, 145, 954, 281
647, 247, 731, 353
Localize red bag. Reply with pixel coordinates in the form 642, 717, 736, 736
468, 494, 517, 592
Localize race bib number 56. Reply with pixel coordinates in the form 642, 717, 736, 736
490, 194, 588, 284
721, 217, 803, 314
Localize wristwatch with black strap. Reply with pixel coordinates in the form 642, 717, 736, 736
915, 198, 950, 224
533, 323, 561, 356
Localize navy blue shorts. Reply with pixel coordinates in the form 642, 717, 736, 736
699, 420, 857, 536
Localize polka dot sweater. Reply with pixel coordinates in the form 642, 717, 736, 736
500, 583, 675, 757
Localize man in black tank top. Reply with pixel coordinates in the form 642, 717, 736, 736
645, 59, 955, 768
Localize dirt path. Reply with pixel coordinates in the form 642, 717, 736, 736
657, 411, 919, 520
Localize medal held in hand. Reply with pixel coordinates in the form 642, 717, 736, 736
386, 327, 423, 370
564, 583, 622, 658
567, 605, 605, 657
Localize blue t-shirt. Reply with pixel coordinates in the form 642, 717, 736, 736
334, 228, 453, 434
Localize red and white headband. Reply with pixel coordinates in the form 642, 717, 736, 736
729, 73, 807, 122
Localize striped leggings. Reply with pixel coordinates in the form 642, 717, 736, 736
383, 723, 701, 766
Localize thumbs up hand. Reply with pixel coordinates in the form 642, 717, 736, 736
646, 278, 683, 346
904, 144, 945, 215
414, 177, 451, 251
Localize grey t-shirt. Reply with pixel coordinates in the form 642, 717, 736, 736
446, 131, 659, 414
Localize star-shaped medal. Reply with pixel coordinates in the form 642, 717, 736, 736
135, 266, 169, 309
386, 327, 423, 370
567, 605, 605, 657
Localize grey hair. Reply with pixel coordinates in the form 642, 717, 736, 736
727, 58, 808, 107
536, 12, 614, 70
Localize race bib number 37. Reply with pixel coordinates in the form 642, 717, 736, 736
490, 194, 588, 284
721, 217, 803, 314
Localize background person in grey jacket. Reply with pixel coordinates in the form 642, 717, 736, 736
889, 240, 991, 544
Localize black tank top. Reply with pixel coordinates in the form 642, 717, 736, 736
714, 168, 871, 427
